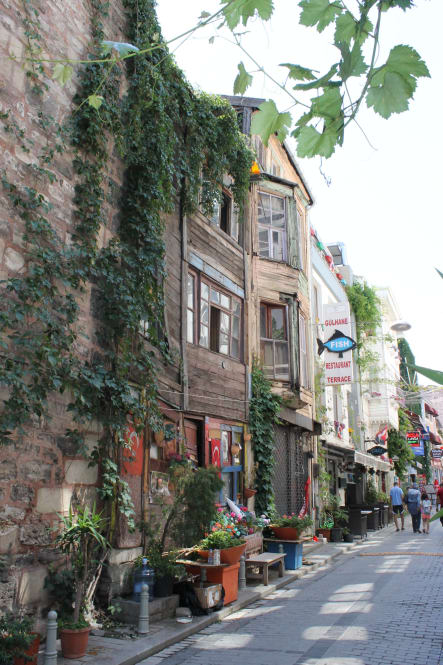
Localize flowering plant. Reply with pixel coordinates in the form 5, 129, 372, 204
211, 505, 270, 537
270, 513, 313, 530
167, 452, 191, 470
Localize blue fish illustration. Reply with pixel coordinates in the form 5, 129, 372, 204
317, 329, 357, 358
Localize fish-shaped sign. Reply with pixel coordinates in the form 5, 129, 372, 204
317, 329, 357, 358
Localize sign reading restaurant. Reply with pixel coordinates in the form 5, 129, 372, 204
318, 302, 356, 385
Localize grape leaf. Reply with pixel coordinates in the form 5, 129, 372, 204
295, 125, 338, 158
367, 45, 429, 118
366, 71, 410, 118
299, 0, 342, 33
338, 44, 367, 80
334, 12, 356, 46
101, 41, 140, 57
280, 63, 316, 82
293, 64, 339, 90
250, 100, 292, 145
381, 0, 414, 11
52, 63, 73, 87
311, 87, 342, 118
87, 94, 104, 110
233, 62, 253, 95
222, 0, 274, 30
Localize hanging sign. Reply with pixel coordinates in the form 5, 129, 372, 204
319, 302, 355, 385
407, 431, 424, 456
431, 449, 442, 459
367, 445, 388, 457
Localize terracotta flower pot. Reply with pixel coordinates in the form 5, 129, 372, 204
244, 487, 257, 499
270, 526, 299, 540
199, 543, 246, 565
60, 627, 90, 659
14, 633, 40, 665
316, 528, 331, 542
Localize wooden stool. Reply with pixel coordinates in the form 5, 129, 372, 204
245, 552, 285, 585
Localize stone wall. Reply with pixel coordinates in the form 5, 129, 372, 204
0, 0, 128, 618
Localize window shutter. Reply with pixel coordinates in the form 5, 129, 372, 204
286, 198, 300, 269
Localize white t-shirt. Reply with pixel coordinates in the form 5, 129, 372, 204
422, 499, 431, 514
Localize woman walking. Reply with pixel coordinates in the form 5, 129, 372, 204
421, 492, 431, 534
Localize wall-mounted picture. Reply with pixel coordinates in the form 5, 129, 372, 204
150, 471, 171, 497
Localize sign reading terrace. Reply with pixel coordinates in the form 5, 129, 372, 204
320, 303, 354, 385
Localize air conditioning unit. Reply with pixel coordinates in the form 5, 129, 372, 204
338, 476, 348, 488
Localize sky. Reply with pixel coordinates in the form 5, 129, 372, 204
157, 0, 443, 381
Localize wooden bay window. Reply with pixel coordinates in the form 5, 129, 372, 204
260, 303, 290, 380
258, 192, 286, 261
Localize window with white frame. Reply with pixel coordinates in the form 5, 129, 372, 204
188, 275, 241, 359
258, 192, 286, 261
260, 303, 290, 381
299, 311, 309, 388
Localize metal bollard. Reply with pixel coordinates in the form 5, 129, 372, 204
43, 610, 57, 665
238, 554, 246, 591
138, 583, 149, 634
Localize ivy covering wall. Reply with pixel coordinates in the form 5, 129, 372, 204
0, 0, 253, 538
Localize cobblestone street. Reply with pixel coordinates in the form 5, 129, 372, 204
139, 520, 443, 665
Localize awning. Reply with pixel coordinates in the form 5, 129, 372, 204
354, 450, 392, 472
322, 440, 355, 459
430, 432, 442, 445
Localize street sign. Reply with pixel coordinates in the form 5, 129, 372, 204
431, 449, 442, 459
407, 431, 424, 456
320, 302, 354, 385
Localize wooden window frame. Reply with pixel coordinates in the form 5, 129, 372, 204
257, 191, 287, 262
191, 273, 242, 361
206, 187, 240, 244
260, 302, 290, 381
187, 270, 197, 344
296, 207, 305, 272
299, 311, 309, 388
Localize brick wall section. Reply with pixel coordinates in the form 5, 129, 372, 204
0, 0, 128, 617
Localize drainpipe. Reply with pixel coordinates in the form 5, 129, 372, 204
180, 210, 189, 412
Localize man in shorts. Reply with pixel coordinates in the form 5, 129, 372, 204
390, 480, 404, 531
436, 481, 443, 527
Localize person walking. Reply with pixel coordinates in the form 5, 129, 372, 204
407, 482, 422, 533
421, 492, 431, 534
390, 481, 405, 532
436, 481, 443, 527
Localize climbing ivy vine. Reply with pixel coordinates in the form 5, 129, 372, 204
387, 408, 414, 479
346, 279, 382, 374
249, 359, 282, 515
0, 0, 253, 539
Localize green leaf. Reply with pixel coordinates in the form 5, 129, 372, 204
334, 12, 356, 45
280, 63, 316, 82
368, 45, 430, 118
295, 124, 338, 158
250, 100, 292, 145
366, 71, 411, 118
199, 11, 211, 19
87, 94, 104, 110
386, 44, 430, 80
233, 61, 253, 95
298, 0, 342, 33
52, 63, 73, 87
294, 64, 339, 90
338, 44, 367, 80
381, 0, 414, 10
101, 41, 140, 57
222, 0, 274, 30
430, 507, 443, 523
408, 364, 443, 386
311, 87, 342, 118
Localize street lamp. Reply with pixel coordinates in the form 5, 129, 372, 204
390, 320, 411, 332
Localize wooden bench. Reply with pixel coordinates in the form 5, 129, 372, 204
245, 552, 285, 586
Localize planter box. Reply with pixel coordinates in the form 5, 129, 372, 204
194, 583, 222, 609
316, 528, 331, 542
13, 634, 40, 665
184, 562, 240, 606
270, 526, 299, 540
60, 627, 90, 659
199, 543, 246, 565
266, 540, 303, 570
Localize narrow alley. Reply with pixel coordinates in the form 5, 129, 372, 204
138, 521, 443, 665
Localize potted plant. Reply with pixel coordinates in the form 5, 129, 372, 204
342, 527, 354, 543
269, 513, 313, 540
0, 614, 40, 665
198, 530, 246, 564
54, 504, 109, 659
143, 541, 184, 598
317, 512, 334, 541
330, 504, 349, 542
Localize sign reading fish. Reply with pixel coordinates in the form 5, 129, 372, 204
317, 329, 357, 358
320, 303, 354, 385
